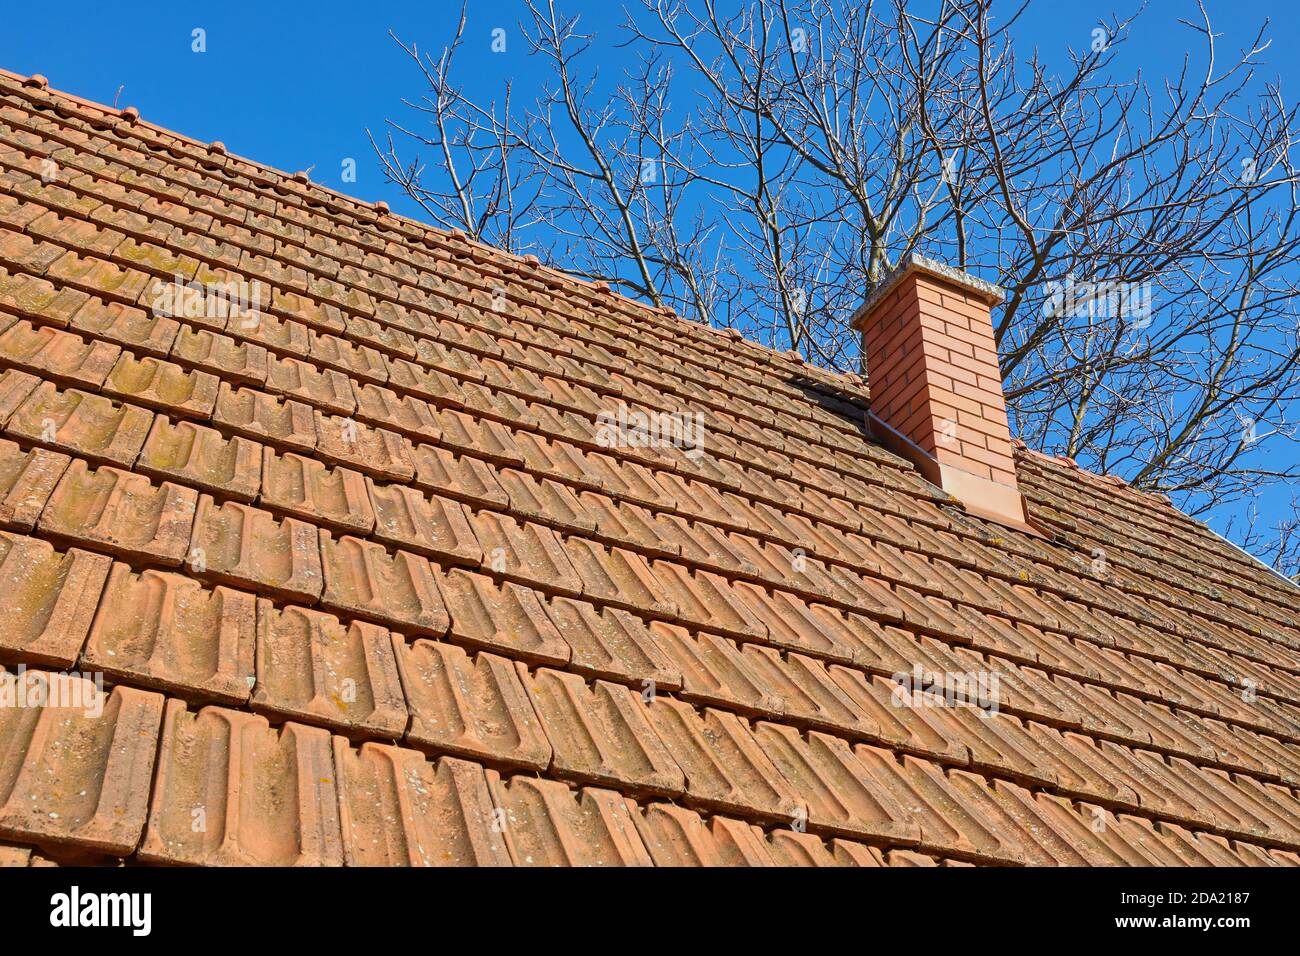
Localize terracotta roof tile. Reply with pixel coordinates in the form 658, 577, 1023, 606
496, 468, 595, 534
751, 723, 921, 844
0, 437, 68, 531
308, 331, 387, 384
1205, 768, 1300, 844
644, 697, 799, 822
921, 706, 1059, 789
265, 355, 355, 414
0, 843, 49, 867
853, 747, 1025, 863
886, 849, 941, 866
436, 408, 521, 466
100, 353, 218, 418
650, 562, 768, 641
396, 638, 552, 770
410, 443, 508, 509
171, 325, 268, 385
0, 230, 68, 275
730, 582, 857, 664
0, 668, 163, 856
1, 271, 89, 332
1021, 723, 1139, 806
211, 382, 316, 452
39, 460, 197, 565
344, 315, 417, 359
6, 382, 153, 467
485, 773, 652, 866
739, 645, 881, 738
766, 830, 889, 866
367, 480, 481, 565
648, 625, 781, 715
559, 539, 670, 618
630, 803, 776, 866
0, 319, 119, 387
384, 357, 463, 409
229, 312, 308, 357
82, 563, 256, 703
543, 597, 680, 690
251, 602, 407, 737
188, 496, 323, 603
3, 72, 1297, 866
313, 410, 413, 480
334, 744, 512, 866
260, 449, 372, 534
514, 432, 604, 492
318, 532, 448, 636
352, 382, 439, 441
138, 416, 262, 502
138, 701, 344, 866
521, 668, 685, 795
468, 510, 583, 597
1263, 847, 1300, 867
1029, 794, 1163, 866
579, 492, 680, 559
939, 770, 1066, 866
0, 531, 111, 667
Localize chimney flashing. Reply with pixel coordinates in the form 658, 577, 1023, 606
866, 408, 1040, 535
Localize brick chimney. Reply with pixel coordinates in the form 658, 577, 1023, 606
851, 255, 1031, 530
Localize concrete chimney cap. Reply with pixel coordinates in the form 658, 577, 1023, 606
851, 254, 1004, 330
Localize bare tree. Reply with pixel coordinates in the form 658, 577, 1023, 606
370, 0, 1300, 577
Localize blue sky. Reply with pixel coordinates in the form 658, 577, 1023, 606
7, 1, 1295, 211
2, 1, 1298, 561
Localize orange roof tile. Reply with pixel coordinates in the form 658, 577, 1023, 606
0, 68, 1297, 868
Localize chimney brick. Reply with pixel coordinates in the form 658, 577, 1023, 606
852, 255, 1030, 529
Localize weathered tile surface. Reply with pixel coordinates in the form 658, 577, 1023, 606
0, 670, 164, 856
319, 531, 449, 635
187, 497, 323, 603
38, 460, 198, 565
335, 744, 512, 866
137, 417, 262, 501
6, 383, 153, 467
0, 438, 68, 531
81, 563, 257, 703
138, 701, 344, 866
252, 602, 407, 737
0, 531, 112, 667
485, 773, 653, 866
397, 638, 551, 770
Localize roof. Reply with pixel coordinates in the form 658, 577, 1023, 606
0, 68, 1298, 868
